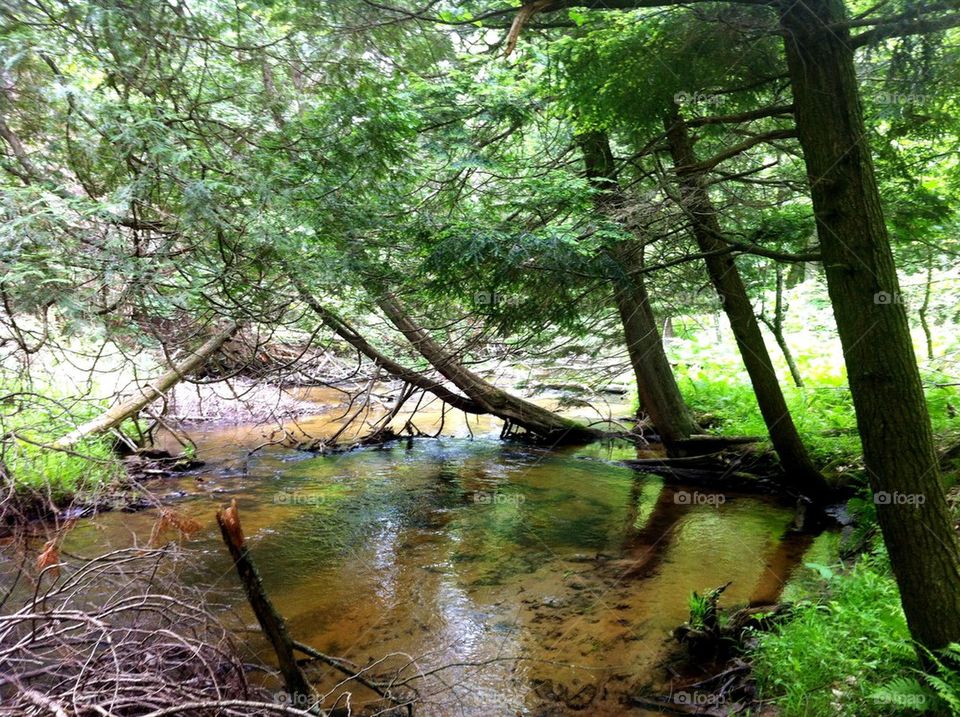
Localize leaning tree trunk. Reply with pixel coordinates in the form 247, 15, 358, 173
53, 322, 239, 450
290, 277, 484, 415
376, 293, 603, 443
663, 109, 828, 498
780, 0, 960, 651
610, 250, 700, 446
578, 131, 699, 450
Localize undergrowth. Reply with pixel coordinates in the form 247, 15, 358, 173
751, 549, 960, 716
1, 381, 124, 505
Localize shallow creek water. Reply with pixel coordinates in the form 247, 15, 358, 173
12, 391, 834, 715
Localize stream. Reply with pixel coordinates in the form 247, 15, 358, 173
6, 389, 835, 715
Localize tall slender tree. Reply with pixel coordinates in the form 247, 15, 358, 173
578, 131, 700, 450
662, 106, 828, 497
778, 0, 960, 650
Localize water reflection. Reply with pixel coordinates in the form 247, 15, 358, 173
21, 432, 836, 716
0, 381, 824, 714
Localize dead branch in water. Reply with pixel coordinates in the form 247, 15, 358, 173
216, 499, 315, 707
216, 500, 416, 715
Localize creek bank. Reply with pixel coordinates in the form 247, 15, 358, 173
0, 448, 204, 534
630, 587, 798, 715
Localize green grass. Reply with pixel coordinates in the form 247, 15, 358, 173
687, 589, 712, 630
752, 549, 960, 716
671, 360, 959, 477
4, 436, 120, 502
674, 356, 862, 468
634, 273, 960, 478
751, 551, 922, 716
2, 383, 124, 505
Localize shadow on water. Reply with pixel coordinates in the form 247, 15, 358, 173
10, 430, 834, 715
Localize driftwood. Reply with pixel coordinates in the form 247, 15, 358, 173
672, 434, 762, 454
53, 322, 239, 450
616, 438, 846, 500
216, 499, 315, 708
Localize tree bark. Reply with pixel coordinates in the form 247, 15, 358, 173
610, 244, 701, 446
662, 109, 828, 497
376, 293, 603, 443
779, 0, 960, 651
53, 322, 239, 450
578, 131, 700, 449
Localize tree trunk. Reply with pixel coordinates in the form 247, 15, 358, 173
291, 277, 485, 415
920, 249, 935, 361
662, 316, 675, 340
53, 322, 239, 450
780, 0, 960, 651
764, 265, 805, 388
376, 293, 603, 443
610, 244, 701, 446
662, 111, 828, 497
578, 131, 700, 450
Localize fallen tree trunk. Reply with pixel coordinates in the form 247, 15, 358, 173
291, 277, 484, 415
376, 292, 604, 443
53, 322, 239, 450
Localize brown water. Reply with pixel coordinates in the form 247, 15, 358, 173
9, 392, 834, 715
